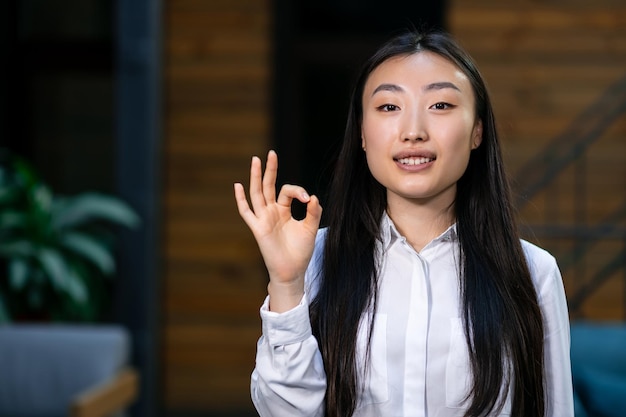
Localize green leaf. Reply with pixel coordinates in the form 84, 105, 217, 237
37, 248, 70, 291
13, 157, 41, 189
31, 184, 53, 212
27, 185, 53, 235
0, 210, 29, 231
0, 240, 36, 258
8, 258, 30, 290
59, 232, 115, 275
66, 268, 88, 303
0, 187, 20, 206
52, 193, 140, 230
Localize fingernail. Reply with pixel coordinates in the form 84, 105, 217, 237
302, 192, 310, 200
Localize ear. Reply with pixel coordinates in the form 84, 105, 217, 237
361, 129, 366, 151
471, 119, 483, 150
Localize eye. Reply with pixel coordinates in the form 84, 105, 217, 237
431, 102, 454, 110
377, 104, 400, 112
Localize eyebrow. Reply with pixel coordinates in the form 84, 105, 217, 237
371, 83, 404, 96
423, 81, 461, 92
371, 81, 461, 96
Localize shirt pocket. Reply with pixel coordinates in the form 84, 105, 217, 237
445, 317, 511, 415
356, 313, 389, 407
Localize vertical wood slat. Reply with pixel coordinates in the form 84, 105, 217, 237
163, 0, 270, 412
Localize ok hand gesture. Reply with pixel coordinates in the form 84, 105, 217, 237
234, 150, 323, 312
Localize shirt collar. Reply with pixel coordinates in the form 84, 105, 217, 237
380, 211, 458, 251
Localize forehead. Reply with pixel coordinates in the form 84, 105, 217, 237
364, 51, 472, 95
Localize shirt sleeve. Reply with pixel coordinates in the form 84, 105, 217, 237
530, 247, 575, 417
251, 294, 326, 417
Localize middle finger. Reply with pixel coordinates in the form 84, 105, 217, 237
249, 155, 267, 212
262, 150, 278, 203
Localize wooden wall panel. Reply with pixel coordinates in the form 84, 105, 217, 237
449, 0, 626, 320
163, 0, 271, 413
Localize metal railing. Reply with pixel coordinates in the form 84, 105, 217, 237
513, 74, 626, 320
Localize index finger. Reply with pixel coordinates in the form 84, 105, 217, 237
233, 182, 256, 225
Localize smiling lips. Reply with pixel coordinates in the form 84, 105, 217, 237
397, 156, 435, 166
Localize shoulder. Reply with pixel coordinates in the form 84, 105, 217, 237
520, 239, 562, 294
520, 241, 571, 338
521, 239, 557, 271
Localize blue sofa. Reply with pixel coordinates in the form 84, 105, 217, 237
570, 322, 626, 417
0, 324, 138, 417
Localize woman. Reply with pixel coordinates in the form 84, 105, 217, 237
234, 29, 573, 417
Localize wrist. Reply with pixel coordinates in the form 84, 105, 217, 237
267, 279, 304, 313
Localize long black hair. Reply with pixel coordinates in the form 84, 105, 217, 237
309, 30, 545, 417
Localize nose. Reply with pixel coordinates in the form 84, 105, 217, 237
401, 111, 427, 142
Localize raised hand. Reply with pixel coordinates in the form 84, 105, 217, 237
234, 150, 323, 312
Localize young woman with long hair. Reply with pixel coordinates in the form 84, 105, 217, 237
234, 29, 573, 417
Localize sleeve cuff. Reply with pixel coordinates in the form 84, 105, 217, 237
260, 294, 312, 346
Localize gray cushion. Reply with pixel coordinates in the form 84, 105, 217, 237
0, 324, 131, 417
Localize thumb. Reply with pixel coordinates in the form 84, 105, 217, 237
302, 195, 323, 230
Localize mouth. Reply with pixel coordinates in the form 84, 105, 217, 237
396, 156, 435, 166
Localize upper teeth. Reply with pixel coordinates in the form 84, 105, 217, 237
398, 157, 433, 165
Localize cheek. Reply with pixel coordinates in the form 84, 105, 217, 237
361, 118, 377, 148
434, 120, 476, 152
361, 122, 387, 176
361, 117, 394, 148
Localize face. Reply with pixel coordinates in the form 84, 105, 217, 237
361, 51, 483, 211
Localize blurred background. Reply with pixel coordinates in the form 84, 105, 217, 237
0, 0, 624, 416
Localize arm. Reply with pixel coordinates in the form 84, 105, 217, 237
252, 232, 328, 416
235, 150, 326, 415
251, 295, 326, 417
533, 251, 575, 416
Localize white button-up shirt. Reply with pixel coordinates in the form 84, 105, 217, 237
251, 214, 574, 416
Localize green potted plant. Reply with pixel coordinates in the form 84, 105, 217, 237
0, 149, 140, 323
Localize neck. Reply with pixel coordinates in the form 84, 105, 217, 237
386, 192, 455, 252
